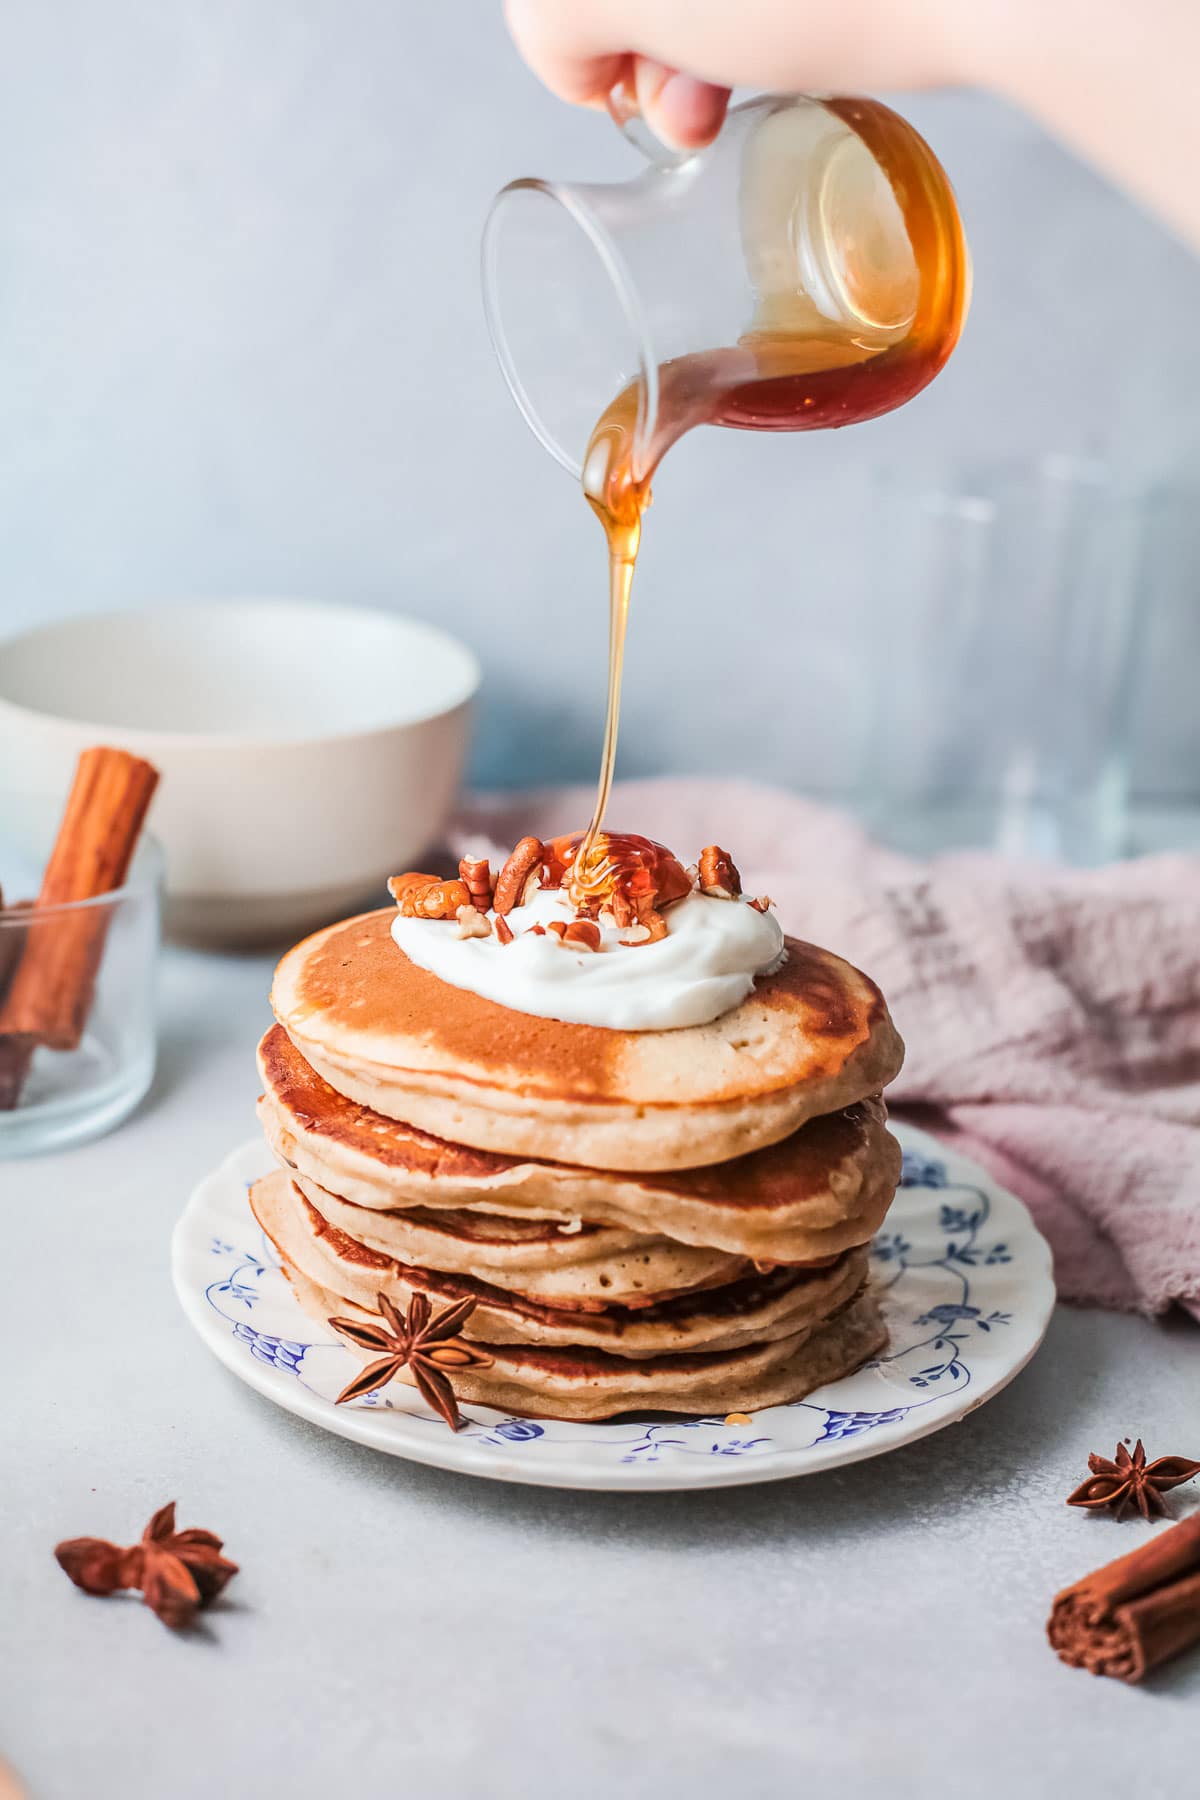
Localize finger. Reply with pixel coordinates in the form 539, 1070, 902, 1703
639, 60, 731, 149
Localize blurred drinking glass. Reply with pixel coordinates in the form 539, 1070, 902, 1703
1126, 477, 1200, 853
863, 456, 1139, 864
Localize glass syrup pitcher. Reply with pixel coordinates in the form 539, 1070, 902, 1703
482, 92, 970, 487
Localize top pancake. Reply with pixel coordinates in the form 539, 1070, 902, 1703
271, 908, 904, 1171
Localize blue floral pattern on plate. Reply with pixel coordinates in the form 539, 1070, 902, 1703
172, 1125, 1055, 1491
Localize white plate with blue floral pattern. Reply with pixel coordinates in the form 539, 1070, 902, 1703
172, 1124, 1054, 1491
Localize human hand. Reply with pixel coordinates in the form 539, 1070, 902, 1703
505, 0, 1200, 249
504, 0, 966, 150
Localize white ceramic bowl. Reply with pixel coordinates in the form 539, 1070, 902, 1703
0, 600, 480, 946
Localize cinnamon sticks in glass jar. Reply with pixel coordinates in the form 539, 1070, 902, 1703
0, 746, 159, 1113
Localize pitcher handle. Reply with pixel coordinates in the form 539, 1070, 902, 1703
606, 76, 694, 170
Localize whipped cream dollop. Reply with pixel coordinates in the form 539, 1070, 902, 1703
391, 886, 786, 1031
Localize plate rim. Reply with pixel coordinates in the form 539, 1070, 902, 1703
171, 1126, 1056, 1492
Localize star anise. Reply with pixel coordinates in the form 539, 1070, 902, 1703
328, 1291, 493, 1431
55, 1501, 238, 1629
1066, 1439, 1200, 1521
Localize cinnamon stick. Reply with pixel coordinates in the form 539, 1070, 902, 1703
1047, 1511, 1200, 1681
0, 748, 159, 1052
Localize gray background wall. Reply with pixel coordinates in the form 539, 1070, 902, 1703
3, 1, 1199, 803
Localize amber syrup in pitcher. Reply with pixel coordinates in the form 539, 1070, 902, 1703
572, 98, 968, 902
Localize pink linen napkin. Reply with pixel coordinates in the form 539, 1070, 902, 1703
453, 777, 1200, 1320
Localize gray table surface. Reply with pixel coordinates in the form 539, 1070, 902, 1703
4, 945, 1198, 1800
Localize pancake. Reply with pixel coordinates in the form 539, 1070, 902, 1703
250, 1170, 870, 1358
270, 909, 904, 1170
283, 1261, 888, 1419
258, 1024, 902, 1262
291, 1173, 746, 1308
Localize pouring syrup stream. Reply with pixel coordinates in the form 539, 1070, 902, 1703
569, 99, 968, 909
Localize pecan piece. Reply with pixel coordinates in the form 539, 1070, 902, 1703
421, 880, 471, 919
494, 914, 514, 946
610, 889, 635, 930
494, 837, 545, 915
388, 871, 440, 910
457, 856, 493, 911
749, 895, 773, 914
622, 909, 668, 946
698, 845, 742, 900
563, 919, 602, 952
455, 904, 492, 939
388, 873, 471, 920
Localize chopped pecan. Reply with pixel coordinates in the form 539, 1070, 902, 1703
494, 837, 545, 915
698, 845, 742, 900
494, 915, 514, 946
388, 871, 440, 909
547, 919, 568, 939
457, 856, 493, 911
563, 919, 602, 952
749, 895, 773, 914
454, 904, 492, 939
422, 880, 472, 919
621, 909, 668, 947
610, 889, 635, 930
388, 873, 471, 920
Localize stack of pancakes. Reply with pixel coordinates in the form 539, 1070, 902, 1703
251, 908, 905, 1420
